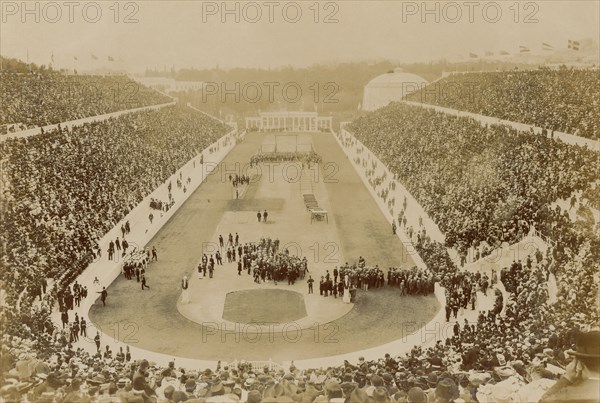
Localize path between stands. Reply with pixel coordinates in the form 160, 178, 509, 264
0, 101, 176, 141
402, 100, 599, 151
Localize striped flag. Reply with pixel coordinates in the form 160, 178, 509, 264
91, 54, 98, 60
500, 50, 510, 56
519, 45, 530, 53
568, 40, 580, 51
108, 56, 115, 62
542, 42, 553, 51
469, 52, 478, 58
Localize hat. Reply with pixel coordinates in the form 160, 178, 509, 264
211, 381, 225, 395
435, 378, 458, 400
468, 372, 489, 387
406, 387, 427, 403
186, 378, 197, 392
568, 330, 600, 358
349, 388, 371, 403
382, 373, 393, 384
371, 375, 384, 387
325, 380, 342, 394
426, 373, 438, 387
247, 390, 262, 403
372, 386, 389, 402
495, 366, 516, 378
340, 381, 358, 393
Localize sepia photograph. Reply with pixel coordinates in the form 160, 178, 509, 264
0, 1, 599, 402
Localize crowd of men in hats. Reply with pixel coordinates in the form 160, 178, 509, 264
3, 60, 600, 403
1, 103, 232, 349
1, 60, 170, 129
231, 174, 251, 189
249, 151, 322, 167
2, 324, 600, 402
150, 198, 175, 213
240, 238, 307, 285
347, 102, 598, 265
405, 69, 600, 140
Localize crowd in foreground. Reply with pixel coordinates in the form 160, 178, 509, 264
406, 67, 600, 140
0, 57, 170, 130
2, 318, 599, 402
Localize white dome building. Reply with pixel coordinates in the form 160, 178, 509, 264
362, 68, 428, 111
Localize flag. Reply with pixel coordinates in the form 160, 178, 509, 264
485, 51, 494, 57
91, 54, 98, 60
519, 45, 530, 53
108, 56, 114, 62
73, 56, 78, 61
469, 52, 478, 58
568, 40, 580, 51
500, 50, 510, 56
542, 42, 553, 51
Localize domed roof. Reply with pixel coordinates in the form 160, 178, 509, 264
366, 71, 428, 88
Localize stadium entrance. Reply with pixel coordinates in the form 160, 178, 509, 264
245, 111, 333, 132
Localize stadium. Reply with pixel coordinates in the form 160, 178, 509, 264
1, 1, 600, 403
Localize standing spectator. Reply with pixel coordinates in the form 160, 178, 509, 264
97, 287, 107, 306
141, 274, 149, 290
94, 332, 101, 352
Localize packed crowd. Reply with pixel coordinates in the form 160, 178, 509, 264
2, 317, 599, 403
242, 238, 308, 285
406, 67, 600, 140
250, 151, 322, 166
582, 184, 600, 210
0, 105, 231, 342
347, 102, 599, 262
0, 57, 170, 129
2, 64, 600, 402
1, 196, 599, 399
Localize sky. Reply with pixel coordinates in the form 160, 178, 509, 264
1, 0, 599, 72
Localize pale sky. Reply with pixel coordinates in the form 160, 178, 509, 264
1, 0, 598, 72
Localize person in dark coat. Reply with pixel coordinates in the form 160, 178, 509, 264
97, 287, 107, 306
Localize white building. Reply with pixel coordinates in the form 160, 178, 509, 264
362, 68, 428, 111
245, 111, 332, 132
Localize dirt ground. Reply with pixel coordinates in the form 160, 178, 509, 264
89, 132, 438, 362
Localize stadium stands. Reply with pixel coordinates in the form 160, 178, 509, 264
406, 68, 600, 140
0, 57, 170, 131
0, 105, 231, 341
1, 59, 599, 403
347, 102, 599, 261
